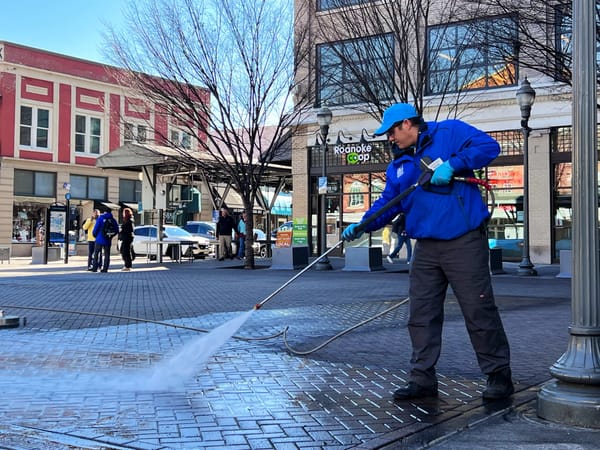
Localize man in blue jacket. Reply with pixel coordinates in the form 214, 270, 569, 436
343, 103, 513, 401
91, 208, 119, 273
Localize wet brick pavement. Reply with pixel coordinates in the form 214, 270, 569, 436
0, 256, 573, 449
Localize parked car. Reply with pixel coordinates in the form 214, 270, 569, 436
132, 225, 210, 260
184, 221, 218, 256
183, 221, 216, 239
252, 229, 268, 258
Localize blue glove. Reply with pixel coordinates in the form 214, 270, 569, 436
430, 160, 454, 185
342, 223, 364, 241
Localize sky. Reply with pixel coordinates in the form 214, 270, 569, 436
0, 0, 128, 64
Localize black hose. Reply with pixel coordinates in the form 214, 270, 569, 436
282, 297, 410, 355
0, 304, 285, 342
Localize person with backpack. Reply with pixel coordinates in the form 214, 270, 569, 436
91, 208, 119, 272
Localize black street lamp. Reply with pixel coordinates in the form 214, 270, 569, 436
516, 77, 537, 276
315, 106, 333, 270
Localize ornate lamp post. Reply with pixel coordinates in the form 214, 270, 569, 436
515, 78, 537, 276
315, 106, 333, 271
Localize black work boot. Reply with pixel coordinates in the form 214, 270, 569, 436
482, 368, 514, 400
393, 381, 438, 401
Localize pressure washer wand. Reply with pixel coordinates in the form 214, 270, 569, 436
254, 240, 344, 310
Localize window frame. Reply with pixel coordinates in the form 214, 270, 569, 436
124, 121, 149, 145
170, 128, 192, 150
74, 114, 103, 155
554, 5, 600, 83
69, 174, 107, 200
317, 0, 374, 11
19, 105, 51, 150
13, 169, 56, 197
317, 33, 394, 106
119, 178, 142, 203
427, 15, 518, 95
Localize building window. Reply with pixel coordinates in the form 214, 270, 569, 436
70, 175, 107, 200
317, 0, 373, 11
119, 179, 142, 203
124, 122, 148, 144
318, 34, 394, 106
75, 115, 102, 154
427, 16, 518, 94
14, 169, 56, 197
170, 129, 192, 149
348, 181, 365, 207
19, 106, 50, 149
555, 6, 600, 82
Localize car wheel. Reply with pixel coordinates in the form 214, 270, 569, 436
259, 245, 267, 258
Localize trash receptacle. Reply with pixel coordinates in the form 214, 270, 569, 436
489, 248, 504, 274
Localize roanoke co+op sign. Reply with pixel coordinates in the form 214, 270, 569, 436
333, 143, 372, 164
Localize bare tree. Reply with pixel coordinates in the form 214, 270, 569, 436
310, 0, 513, 121
104, 0, 310, 268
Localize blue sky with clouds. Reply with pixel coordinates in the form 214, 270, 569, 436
0, 0, 127, 63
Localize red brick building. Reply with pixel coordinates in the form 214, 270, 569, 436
0, 42, 209, 257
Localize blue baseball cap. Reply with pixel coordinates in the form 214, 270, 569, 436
373, 103, 419, 136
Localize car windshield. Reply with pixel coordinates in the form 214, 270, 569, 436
164, 227, 193, 238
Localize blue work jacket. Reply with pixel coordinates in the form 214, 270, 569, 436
362, 120, 500, 240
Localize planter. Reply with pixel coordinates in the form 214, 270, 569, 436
270, 246, 309, 270
343, 247, 384, 272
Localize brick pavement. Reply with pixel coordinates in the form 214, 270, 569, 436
0, 256, 572, 449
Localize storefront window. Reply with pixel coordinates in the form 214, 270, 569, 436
12, 203, 47, 245
486, 165, 523, 256
14, 169, 56, 197
119, 179, 142, 203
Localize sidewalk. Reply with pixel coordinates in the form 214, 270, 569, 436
0, 254, 595, 449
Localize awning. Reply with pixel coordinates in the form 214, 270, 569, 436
122, 202, 139, 211
95, 143, 182, 169
100, 201, 122, 211
271, 193, 292, 215
261, 190, 292, 216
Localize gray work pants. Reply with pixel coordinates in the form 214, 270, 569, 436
407, 228, 511, 387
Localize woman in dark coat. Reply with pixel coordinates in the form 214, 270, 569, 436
119, 208, 135, 271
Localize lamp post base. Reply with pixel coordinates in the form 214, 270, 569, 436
517, 256, 537, 276
314, 256, 333, 271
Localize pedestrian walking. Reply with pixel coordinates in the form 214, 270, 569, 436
387, 212, 412, 264
236, 213, 247, 259
91, 208, 119, 272
342, 103, 513, 401
119, 207, 134, 271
